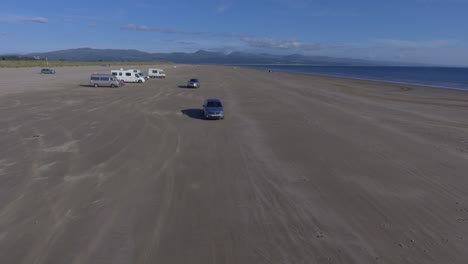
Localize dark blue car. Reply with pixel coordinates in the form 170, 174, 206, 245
203, 98, 224, 119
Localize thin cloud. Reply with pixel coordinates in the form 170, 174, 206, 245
240, 37, 329, 51
0, 32, 13, 37
274, 0, 313, 8
375, 39, 457, 48
415, 0, 468, 3
120, 24, 206, 35
215, 1, 232, 13
62, 17, 98, 27
135, 3, 167, 9
161, 39, 196, 45
23, 17, 48, 23
273, 1, 358, 16
57, 14, 111, 23
176, 41, 197, 45
216, 32, 252, 38
241, 37, 303, 49
119, 23, 333, 52
0, 15, 48, 23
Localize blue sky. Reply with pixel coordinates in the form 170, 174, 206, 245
1, 0, 468, 66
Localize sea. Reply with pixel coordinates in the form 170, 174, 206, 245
244, 65, 468, 91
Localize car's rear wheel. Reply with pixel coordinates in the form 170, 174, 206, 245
94, 83, 98, 87
110, 84, 115, 88
138, 80, 142, 83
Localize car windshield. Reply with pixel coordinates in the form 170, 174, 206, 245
190, 79, 198, 82
206, 101, 222, 107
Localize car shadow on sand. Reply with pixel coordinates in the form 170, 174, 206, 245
79, 85, 104, 89
79, 85, 121, 89
181, 109, 205, 120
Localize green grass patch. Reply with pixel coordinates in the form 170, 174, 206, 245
0, 60, 173, 68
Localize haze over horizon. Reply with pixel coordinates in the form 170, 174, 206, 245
1, 0, 468, 66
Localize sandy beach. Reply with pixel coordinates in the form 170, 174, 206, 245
0, 65, 467, 264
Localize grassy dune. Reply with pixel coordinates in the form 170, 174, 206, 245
0, 60, 172, 68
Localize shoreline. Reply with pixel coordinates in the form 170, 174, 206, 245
1, 64, 468, 97
240, 65, 468, 92
2, 62, 467, 92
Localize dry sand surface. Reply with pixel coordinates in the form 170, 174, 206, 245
0, 65, 467, 264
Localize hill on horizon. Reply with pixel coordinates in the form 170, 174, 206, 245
18, 48, 424, 66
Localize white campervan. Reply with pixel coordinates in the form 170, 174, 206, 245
111, 69, 145, 83
128, 69, 141, 73
128, 69, 150, 80
148, 68, 166, 78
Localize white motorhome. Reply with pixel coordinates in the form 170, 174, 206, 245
127, 68, 149, 80
148, 68, 166, 78
111, 69, 145, 83
128, 69, 141, 74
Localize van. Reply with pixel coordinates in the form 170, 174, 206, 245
111, 69, 146, 83
148, 68, 166, 78
89, 73, 121, 87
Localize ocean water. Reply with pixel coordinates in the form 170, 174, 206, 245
248, 65, 468, 91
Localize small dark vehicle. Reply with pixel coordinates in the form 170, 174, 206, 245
41, 68, 55, 74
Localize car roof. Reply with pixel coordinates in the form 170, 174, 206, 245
205, 98, 221, 102
190, 78, 199, 81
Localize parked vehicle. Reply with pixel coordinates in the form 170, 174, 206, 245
89, 73, 122, 88
148, 68, 166, 78
111, 69, 146, 83
203, 98, 224, 119
41, 68, 55, 74
127, 69, 149, 80
187, 78, 200, 88
138, 73, 150, 80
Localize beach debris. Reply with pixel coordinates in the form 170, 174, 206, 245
316, 231, 325, 239
400, 86, 412, 91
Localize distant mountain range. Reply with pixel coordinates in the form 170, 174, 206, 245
6, 48, 422, 66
